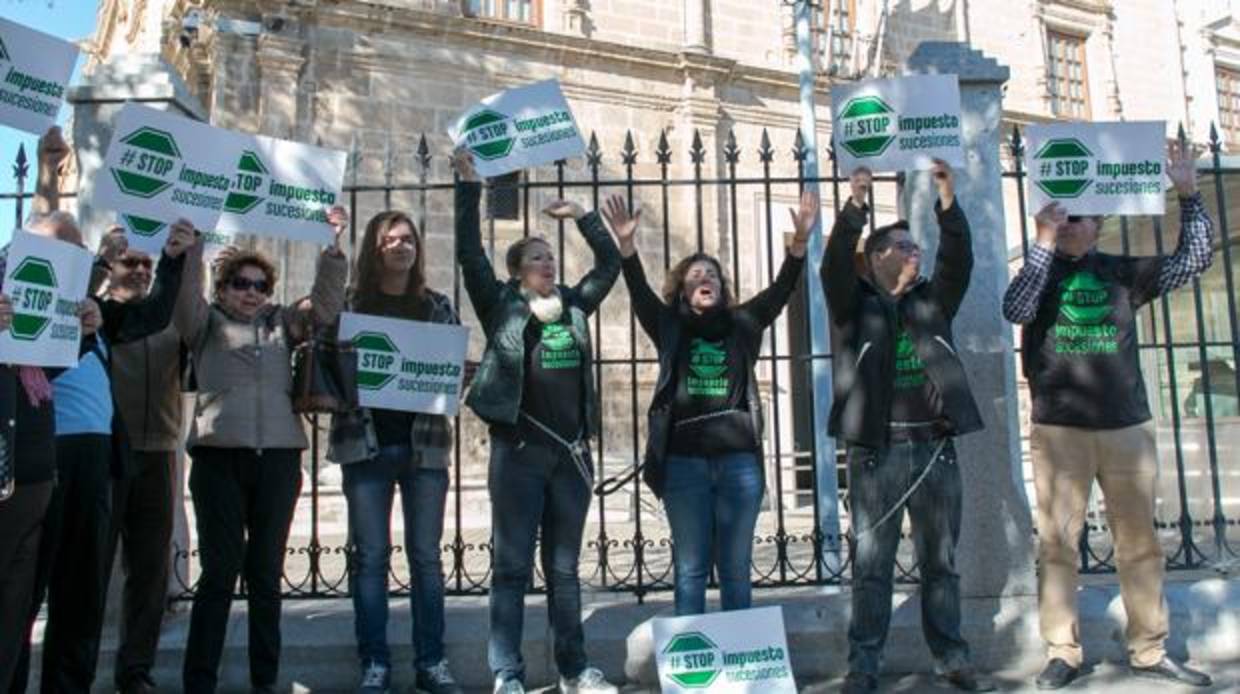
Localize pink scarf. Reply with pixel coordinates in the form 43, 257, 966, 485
1, 245, 55, 407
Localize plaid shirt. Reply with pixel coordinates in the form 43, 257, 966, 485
1002, 192, 1215, 324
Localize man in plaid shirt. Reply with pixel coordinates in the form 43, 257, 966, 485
1003, 140, 1214, 690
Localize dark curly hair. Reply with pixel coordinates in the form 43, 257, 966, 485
214, 250, 277, 298
661, 252, 733, 307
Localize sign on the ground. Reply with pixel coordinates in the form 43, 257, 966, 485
337, 312, 470, 416
93, 103, 240, 235
653, 606, 797, 694
448, 79, 586, 177
214, 134, 347, 244
0, 230, 92, 367
1025, 121, 1166, 216
831, 74, 963, 174
0, 17, 78, 135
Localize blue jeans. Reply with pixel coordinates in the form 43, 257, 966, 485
662, 451, 764, 616
846, 438, 969, 677
487, 432, 592, 683
342, 445, 449, 670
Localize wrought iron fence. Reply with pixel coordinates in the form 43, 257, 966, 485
5, 122, 1237, 602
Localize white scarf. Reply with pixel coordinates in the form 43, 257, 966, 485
523, 286, 564, 324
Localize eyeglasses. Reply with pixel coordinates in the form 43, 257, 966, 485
890, 240, 920, 254
1067, 215, 1084, 223
119, 257, 153, 270
227, 276, 272, 294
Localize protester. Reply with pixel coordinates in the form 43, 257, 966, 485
452, 149, 620, 694
9, 126, 195, 694
100, 221, 195, 694
176, 210, 348, 694
327, 210, 463, 694
1003, 140, 1214, 690
825, 162, 993, 694
612, 192, 817, 615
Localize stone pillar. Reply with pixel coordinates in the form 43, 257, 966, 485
69, 53, 207, 247
902, 42, 1036, 598
683, 0, 710, 54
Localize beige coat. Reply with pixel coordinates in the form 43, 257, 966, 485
175, 244, 347, 451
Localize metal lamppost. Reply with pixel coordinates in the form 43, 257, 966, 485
782, 0, 841, 570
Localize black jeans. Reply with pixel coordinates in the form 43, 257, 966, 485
182, 447, 301, 694
0, 481, 53, 692
846, 438, 970, 677
108, 450, 176, 689
12, 434, 114, 694
487, 430, 592, 684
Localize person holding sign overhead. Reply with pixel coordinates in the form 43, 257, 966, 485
452, 149, 621, 694
326, 210, 463, 694
825, 162, 993, 694
1003, 141, 1214, 690
609, 191, 818, 616
175, 208, 348, 694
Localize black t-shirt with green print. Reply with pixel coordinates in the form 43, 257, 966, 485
521, 315, 585, 441
1022, 251, 1163, 429
888, 322, 943, 429
667, 331, 756, 457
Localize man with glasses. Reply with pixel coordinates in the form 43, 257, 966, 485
1003, 141, 1214, 690
99, 223, 194, 694
824, 161, 993, 694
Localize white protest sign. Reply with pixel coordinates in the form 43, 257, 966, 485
1025, 121, 1166, 216
831, 74, 963, 174
0, 17, 79, 135
0, 230, 92, 367
448, 79, 586, 177
93, 102, 241, 235
214, 134, 346, 244
653, 606, 797, 694
338, 312, 470, 416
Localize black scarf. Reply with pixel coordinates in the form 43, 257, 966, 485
678, 299, 733, 342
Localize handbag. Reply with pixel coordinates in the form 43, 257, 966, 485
291, 330, 360, 414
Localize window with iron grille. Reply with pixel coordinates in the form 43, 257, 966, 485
487, 171, 522, 221
466, 0, 540, 25
1217, 65, 1240, 146
1046, 30, 1091, 119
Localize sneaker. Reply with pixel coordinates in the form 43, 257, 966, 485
360, 661, 391, 694
493, 677, 525, 694
559, 667, 618, 694
417, 660, 463, 694
1035, 658, 1079, 690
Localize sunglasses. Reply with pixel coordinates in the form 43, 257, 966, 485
119, 257, 153, 270
227, 276, 272, 294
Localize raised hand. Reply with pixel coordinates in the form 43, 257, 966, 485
1166, 138, 1199, 197
212, 245, 241, 273
787, 189, 820, 258
849, 166, 872, 209
163, 218, 197, 258
931, 158, 955, 209
79, 299, 102, 336
542, 199, 586, 221
38, 126, 71, 177
327, 205, 350, 250
451, 147, 478, 182
601, 194, 641, 257
97, 225, 128, 268
1034, 202, 1066, 249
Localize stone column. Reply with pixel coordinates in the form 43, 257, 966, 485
902, 42, 1036, 598
69, 54, 207, 247
683, 0, 710, 54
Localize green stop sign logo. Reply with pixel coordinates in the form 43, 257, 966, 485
838, 96, 896, 158
662, 632, 722, 688
224, 150, 268, 214
353, 331, 400, 390
462, 109, 515, 161
8, 257, 57, 341
121, 214, 166, 238
110, 126, 181, 199
1034, 138, 1093, 198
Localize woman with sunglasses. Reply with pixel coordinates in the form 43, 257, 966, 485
326, 211, 463, 694
174, 210, 348, 694
608, 192, 818, 616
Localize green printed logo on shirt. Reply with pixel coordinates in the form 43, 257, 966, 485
893, 329, 927, 390
687, 338, 729, 397
539, 323, 580, 369
1054, 271, 1118, 354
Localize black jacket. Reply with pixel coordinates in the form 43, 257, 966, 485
623, 251, 805, 498
822, 199, 983, 449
